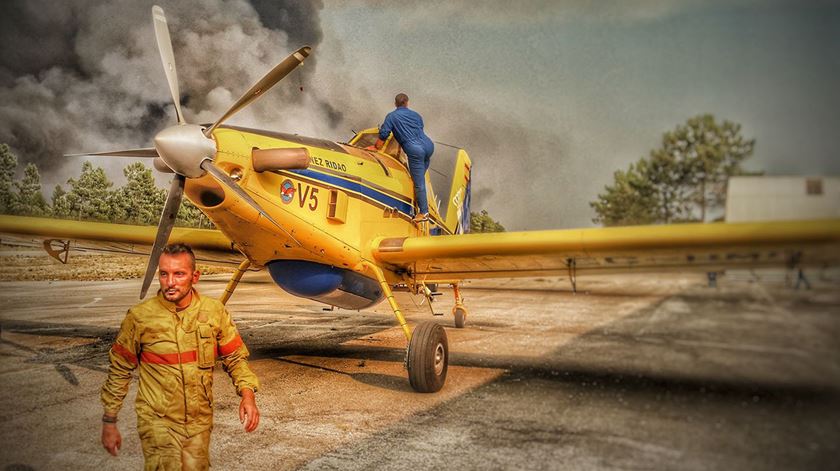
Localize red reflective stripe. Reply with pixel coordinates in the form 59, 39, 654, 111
218, 335, 243, 356
140, 350, 198, 365
111, 343, 137, 365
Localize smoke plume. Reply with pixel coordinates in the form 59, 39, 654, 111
0, 1, 585, 229
0, 0, 340, 177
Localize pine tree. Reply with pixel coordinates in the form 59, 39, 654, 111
51, 185, 72, 218
590, 163, 659, 226
0, 144, 18, 214
11, 163, 48, 216
591, 114, 755, 226
65, 161, 116, 221
470, 210, 505, 233
113, 162, 166, 225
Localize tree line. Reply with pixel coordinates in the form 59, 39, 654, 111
0, 143, 212, 228
590, 114, 757, 226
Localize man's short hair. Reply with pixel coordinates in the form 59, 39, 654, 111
395, 93, 409, 107
161, 243, 196, 270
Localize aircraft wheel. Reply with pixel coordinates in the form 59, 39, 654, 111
407, 322, 448, 393
453, 306, 467, 328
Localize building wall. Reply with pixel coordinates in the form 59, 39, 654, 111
725, 176, 840, 222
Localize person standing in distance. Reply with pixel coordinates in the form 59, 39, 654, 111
100, 243, 260, 470
368, 93, 435, 222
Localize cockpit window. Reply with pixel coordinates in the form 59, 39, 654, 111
384, 137, 402, 159
353, 132, 378, 149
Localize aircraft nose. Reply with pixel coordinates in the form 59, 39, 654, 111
153, 124, 217, 178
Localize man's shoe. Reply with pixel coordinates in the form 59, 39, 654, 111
412, 213, 430, 223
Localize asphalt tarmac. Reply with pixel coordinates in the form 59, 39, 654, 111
0, 271, 838, 470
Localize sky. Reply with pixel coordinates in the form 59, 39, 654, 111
1, 0, 838, 230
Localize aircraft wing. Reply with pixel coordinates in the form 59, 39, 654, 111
373, 219, 840, 282
0, 215, 242, 266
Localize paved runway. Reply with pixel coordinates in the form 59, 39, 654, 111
0, 271, 838, 470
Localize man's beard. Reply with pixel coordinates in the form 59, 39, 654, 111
163, 287, 189, 304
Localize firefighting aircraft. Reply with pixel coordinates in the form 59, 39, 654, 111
1, 6, 839, 393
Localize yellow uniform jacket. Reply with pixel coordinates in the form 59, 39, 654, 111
101, 290, 259, 436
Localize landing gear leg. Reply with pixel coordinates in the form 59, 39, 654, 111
362, 262, 449, 393
219, 259, 251, 305
451, 283, 468, 328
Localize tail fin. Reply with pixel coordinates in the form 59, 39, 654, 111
441, 149, 472, 234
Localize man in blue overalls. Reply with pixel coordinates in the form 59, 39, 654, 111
368, 93, 435, 222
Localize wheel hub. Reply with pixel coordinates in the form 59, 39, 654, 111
434, 343, 445, 375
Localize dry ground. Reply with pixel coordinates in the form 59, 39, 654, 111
0, 250, 838, 470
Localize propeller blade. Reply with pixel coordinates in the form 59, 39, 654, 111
65, 148, 159, 158
200, 160, 300, 245
204, 46, 311, 137
152, 5, 186, 125
140, 173, 185, 298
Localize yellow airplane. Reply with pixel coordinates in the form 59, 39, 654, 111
1, 6, 839, 393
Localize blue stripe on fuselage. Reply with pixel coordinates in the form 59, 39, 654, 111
289, 168, 415, 216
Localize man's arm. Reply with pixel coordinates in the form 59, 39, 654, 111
378, 113, 394, 142
218, 308, 260, 432
365, 116, 393, 152
100, 310, 139, 456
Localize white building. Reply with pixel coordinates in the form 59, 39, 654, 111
725, 176, 840, 222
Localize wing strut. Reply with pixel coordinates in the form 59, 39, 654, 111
567, 257, 577, 294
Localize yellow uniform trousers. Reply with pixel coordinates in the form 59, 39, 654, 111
138, 421, 212, 471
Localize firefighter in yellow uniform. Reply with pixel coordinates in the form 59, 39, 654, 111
100, 243, 260, 470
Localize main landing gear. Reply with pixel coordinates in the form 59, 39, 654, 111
363, 262, 449, 393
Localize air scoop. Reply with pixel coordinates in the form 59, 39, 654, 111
153, 124, 216, 178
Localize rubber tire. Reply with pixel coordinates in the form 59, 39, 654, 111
407, 322, 448, 393
453, 307, 466, 328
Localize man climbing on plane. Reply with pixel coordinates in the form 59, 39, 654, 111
368, 93, 435, 223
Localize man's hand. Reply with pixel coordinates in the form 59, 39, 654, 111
101, 423, 122, 456
239, 388, 260, 433
365, 138, 385, 152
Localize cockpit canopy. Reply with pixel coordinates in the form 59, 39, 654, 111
349, 128, 407, 164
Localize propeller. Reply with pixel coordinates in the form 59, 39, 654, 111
139, 5, 308, 298
69, 5, 310, 298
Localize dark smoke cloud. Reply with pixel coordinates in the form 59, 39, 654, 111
0, 2, 84, 82
0, 0, 340, 178
250, 0, 324, 49
0, 0, 571, 227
